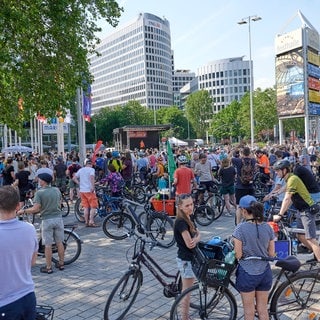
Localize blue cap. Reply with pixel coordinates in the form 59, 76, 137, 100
239, 195, 257, 209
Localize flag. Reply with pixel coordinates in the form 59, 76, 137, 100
166, 140, 176, 184
91, 140, 103, 164
83, 84, 92, 122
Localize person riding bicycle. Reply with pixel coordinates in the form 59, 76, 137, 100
233, 195, 275, 320
273, 159, 320, 262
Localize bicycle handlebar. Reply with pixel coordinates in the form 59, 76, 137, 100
123, 198, 144, 208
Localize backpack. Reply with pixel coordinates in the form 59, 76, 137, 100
69, 164, 81, 177
240, 158, 254, 185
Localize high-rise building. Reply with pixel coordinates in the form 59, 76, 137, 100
172, 69, 195, 108
197, 57, 251, 113
89, 13, 173, 116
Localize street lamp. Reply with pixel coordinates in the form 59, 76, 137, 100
238, 15, 261, 149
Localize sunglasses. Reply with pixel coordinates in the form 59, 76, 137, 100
177, 193, 192, 201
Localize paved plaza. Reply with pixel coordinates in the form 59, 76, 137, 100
31, 209, 243, 319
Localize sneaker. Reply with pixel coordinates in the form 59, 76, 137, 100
224, 212, 233, 217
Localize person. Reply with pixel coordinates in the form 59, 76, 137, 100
136, 152, 149, 185
66, 157, 81, 202
218, 157, 237, 216
121, 151, 133, 187
152, 156, 166, 188
100, 163, 124, 197
173, 155, 197, 196
73, 159, 99, 227
0, 153, 5, 186
273, 159, 320, 261
0, 186, 38, 319
174, 193, 201, 320
2, 157, 15, 186
231, 147, 256, 224
255, 149, 271, 184
12, 161, 31, 209
232, 195, 275, 320
35, 160, 54, 188
53, 156, 68, 193
17, 173, 65, 274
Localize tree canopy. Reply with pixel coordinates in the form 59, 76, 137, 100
0, 0, 123, 130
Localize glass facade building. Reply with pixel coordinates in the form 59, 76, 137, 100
89, 13, 173, 114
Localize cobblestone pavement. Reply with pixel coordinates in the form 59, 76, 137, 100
34, 205, 314, 320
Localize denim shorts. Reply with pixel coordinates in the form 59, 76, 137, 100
0, 292, 36, 320
176, 258, 195, 279
236, 264, 272, 292
42, 217, 64, 246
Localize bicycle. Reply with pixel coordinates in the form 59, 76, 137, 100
36, 305, 54, 320
74, 185, 123, 223
102, 195, 175, 248
103, 236, 181, 320
170, 242, 320, 320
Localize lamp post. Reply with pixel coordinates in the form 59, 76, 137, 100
238, 15, 261, 149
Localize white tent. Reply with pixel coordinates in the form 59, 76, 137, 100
168, 137, 188, 146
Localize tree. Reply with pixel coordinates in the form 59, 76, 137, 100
0, 0, 123, 130
185, 90, 213, 138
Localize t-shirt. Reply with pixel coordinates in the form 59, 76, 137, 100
233, 221, 274, 275
33, 186, 63, 219
174, 167, 195, 195
218, 166, 236, 187
75, 166, 95, 192
54, 163, 67, 178
174, 218, 196, 261
0, 218, 38, 308
15, 170, 31, 192
194, 161, 212, 182
2, 165, 14, 185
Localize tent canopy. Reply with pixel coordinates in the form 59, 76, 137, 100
168, 137, 188, 146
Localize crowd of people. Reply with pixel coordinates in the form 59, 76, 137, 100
1, 141, 320, 319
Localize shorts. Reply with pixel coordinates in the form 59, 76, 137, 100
220, 185, 235, 195
0, 292, 36, 320
176, 258, 195, 279
236, 264, 272, 292
42, 217, 64, 246
296, 210, 316, 239
199, 181, 215, 192
69, 179, 79, 189
235, 188, 254, 205
80, 192, 98, 209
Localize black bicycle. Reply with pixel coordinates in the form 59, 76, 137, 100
102, 196, 175, 248
104, 237, 181, 320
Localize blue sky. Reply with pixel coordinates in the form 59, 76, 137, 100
98, 0, 320, 90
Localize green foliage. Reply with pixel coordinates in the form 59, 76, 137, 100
0, 0, 123, 130
185, 90, 213, 138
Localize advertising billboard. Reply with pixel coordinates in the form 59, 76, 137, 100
276, 49, 305, 117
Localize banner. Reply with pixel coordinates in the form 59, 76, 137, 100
166, 140, 176, 184
91, 140, 103, 164
83, 84, 92, 122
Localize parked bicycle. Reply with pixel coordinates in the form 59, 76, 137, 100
74, 185, 123, 222
103, 236, 181, 320
36, 305, 54, 320
102, 195, 175, 248
170, 242, 320, 319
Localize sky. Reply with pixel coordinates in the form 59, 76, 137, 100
98, 0, 320, 90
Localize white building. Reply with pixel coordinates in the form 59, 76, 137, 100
172, 69, 196, 108
197, 57, 252, 113
89, 13, 173, 115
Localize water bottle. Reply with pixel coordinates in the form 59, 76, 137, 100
224, 251, 236, 265
291, 239, 298, 255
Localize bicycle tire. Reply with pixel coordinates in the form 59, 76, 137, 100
206, 194, 224, 221
102, 212, 135, 240
104, 269, 143, 320
51, 230, 82, 265
270, 271, 320, 320
194, 205, 215, 226
146, 212, 175, 248
60, 194, 70, 217
74, 198, 98, 223
170, 283, 237, 320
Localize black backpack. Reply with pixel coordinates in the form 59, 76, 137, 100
240, 158, 254, 185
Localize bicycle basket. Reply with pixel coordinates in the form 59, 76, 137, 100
192, 244, 236, 287
36, 305, 54, 320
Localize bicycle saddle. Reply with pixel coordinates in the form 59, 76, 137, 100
275, 255, 301, 273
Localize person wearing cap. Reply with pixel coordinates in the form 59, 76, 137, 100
35, 160, 54, 189
232, 195, 275, 320
173, 155, 197, 196
17, 172, 65, 274
0, 186, 38, 319
73, 159, 99, 227
273, 159, 320, 262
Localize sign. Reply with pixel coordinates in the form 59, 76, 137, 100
275, 240, 290, 259
43, 124, 68, 134
128, 131, 147, 138
308, 77, 320, 91
275, 28, 302, 55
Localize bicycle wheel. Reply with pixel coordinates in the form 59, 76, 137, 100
74, 198, 85, 222
51, 230, 82, 265
270, 271, 320, 320
170, 284, 237, 320
104, 269, 143, 320
194, 205, 215, 226
146, 212, 175, 248
60, 195, 70, 217
102, 212, 135, 240
132, 185, 146, 204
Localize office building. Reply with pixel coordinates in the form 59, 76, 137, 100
197, 57, 252, 113
172, 69, 196, 108
89, 13, 173, 115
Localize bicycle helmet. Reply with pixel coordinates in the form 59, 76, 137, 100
112, 151, 120, 158
273, 159, 290, 170
177, 155, 188, 164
